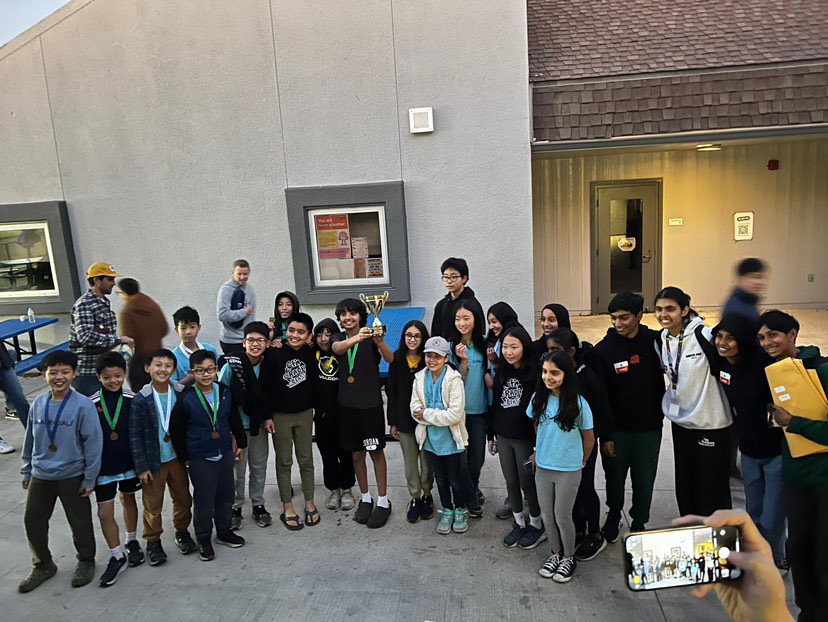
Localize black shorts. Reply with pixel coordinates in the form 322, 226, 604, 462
338, 405, 386, 452
95, 477, 141, 503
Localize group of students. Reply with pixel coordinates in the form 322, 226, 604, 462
12, 256, 828, 620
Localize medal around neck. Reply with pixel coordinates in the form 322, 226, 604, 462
359, 291, 389, 337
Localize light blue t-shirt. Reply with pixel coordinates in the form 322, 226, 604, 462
423, 367, 462, 456
97, 469, 138, 486
449, 341, 487, 415
218, 361, 260, 430
202, 386, 223, 461
526, 394, 593, 471
152, 387, 177, 464
172, 342, 219, 383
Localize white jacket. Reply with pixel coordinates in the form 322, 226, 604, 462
409, 366, 468, 450
657, 316, 732, 430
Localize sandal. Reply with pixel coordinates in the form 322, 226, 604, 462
305, 507, 321, 527
280, 513, 304, 531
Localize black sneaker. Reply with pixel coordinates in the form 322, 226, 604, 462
553, 556, 577, 583
98, 556, 127, 587
630, 522, 645, 532
367, 502, 392, 529
354, 500, 373, 524
406, 498, 422, 524
125, 540, 145, 567
146, 540, 167, 566
495, 497, 512, 520
476, 489, 485, 506
175, 530, 198, 555
503, 521, 527, 548
230, 508, 243, 531
601, 515, 621, 544
420, 494, 435, 520
252, 505, 273, 528
518, 524, 547, 549
467, 504, 483, 519
575, 532, 607, 561
216, 531, 246, 548
575, 531, 585, 549
198, 540, 215, 562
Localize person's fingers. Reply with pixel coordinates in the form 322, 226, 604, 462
724, 550, 769, 573
691, 584, 715, 599
672, 514, 706, 527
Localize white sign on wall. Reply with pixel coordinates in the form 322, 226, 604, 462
733, 211, 754, 241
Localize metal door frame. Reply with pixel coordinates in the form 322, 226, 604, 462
589, 179, 663, 314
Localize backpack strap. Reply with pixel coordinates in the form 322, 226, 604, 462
694, 324, 721, 378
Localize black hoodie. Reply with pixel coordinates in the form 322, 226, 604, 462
532, 304, 573, 362
587, 324, 664, 438
431, 286, 477, 340
272, 290, 301, 338
714, 314, 782, 459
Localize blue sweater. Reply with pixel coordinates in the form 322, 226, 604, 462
21, 390, 102, 488
168, 384, 247, 462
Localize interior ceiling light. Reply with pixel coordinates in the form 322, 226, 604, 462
697, 143, 722, 151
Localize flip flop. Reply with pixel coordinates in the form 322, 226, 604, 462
280, 513, 304, 531
305, 508, 321, 527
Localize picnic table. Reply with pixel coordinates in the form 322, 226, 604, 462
0, 317, 68, 374
368, 307, 426, 378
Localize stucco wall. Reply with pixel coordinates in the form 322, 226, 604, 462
0, 0, 533, 343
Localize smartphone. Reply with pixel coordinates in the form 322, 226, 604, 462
623, 524, 741, 591
521, 458, 534, 474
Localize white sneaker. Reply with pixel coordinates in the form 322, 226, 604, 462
339, 488, 356, 511
325, 489, 341, 510
0, 437, 14, 454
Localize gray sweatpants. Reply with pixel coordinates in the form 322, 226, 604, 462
536, 467, 582, 557
497, 435, 541, 517
233, 426, 270, 509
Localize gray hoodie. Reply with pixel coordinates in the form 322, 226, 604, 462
216, 278, 256, 343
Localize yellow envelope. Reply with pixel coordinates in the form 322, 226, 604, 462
765, 358, 828, 458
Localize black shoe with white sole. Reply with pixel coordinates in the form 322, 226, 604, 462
98, 556, 127, 587
146, 540, 167, 566
125, 540, 145, 567
601, 515, 621, 544
198, 540, 215, 562
503, 522, 527, 548
175, 530, 198, 555
575, 532, 607, 561
216, 531, 246, 548
518, 524, 547, 549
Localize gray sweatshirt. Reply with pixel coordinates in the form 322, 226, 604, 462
21, 390, 103, 489
216, 279, 256, 343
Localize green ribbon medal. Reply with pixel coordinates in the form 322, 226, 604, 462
196, 384, 220, 439
99, 389, 123, 441
346, 343, 359, 383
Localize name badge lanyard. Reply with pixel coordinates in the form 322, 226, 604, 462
153, 389, 173, 442
346, 343, 359, 384
100, 391, 124, 441
665, 332, 685, 391
196, 384, 220, 439
45, 392, 71, 452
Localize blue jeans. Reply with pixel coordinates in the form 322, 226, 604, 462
0, 365, 30, 429
742, 454, 786, 561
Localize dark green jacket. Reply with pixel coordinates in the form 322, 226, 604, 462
783, 346, 828, 490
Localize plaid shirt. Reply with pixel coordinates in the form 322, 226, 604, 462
69, 290, 119, 376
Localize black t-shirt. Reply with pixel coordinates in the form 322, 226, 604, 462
314, 349, 339, 413
93, 389, 135, 477
330, 333, 382, 409
490, 372, 535, 440
271, 344, 316, 413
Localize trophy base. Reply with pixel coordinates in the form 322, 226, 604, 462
367, 325, 386, 337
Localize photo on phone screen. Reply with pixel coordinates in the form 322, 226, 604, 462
623, 525, 741, 591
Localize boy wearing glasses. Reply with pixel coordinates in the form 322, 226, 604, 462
431, 257, 477, 339
130, 349, 196, 566
218, 322, 274, 530
169, 350, 246, 561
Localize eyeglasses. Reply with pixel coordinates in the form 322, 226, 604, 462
441, 274, 462, 282
404, 333, 422, 340
245, 337, 267, 345
192, 366, 217, 375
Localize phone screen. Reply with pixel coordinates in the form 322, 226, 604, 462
624, 525, 741, 591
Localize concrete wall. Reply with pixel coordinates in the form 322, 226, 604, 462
0, 0, 533, 343
533, 136, 828, 314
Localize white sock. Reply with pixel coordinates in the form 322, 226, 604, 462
529, 514, 543, 529
377, 495, 389, 508
126, 531, 136, 542
513, 512, 526, 527
361, 492, 372, 503
110, 545, 124, 560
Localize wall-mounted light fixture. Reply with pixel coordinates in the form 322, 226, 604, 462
408, 107, 434, 134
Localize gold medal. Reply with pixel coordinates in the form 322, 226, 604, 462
110, 431, 119, 441
48, 443, 57, 452
347, 375, 355, 384
211, 430, 220, 439
163, 434, 170, 442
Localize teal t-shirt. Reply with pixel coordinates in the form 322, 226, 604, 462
153, 387, 177, 463
218, 361, 259, 430
172, 342, 219, 383
423, 367, 462, 456
449, 342, 487, 415
526, 393, 593, 471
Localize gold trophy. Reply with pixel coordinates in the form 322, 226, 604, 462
359, 291, 389, 337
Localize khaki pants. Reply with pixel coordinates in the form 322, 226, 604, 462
272, 409, 315, 503
398, 431, 434, 500
141, 459, 192, 541
24, 475, 95, 567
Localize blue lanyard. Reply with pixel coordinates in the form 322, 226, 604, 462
45, 392, 71, 447
665, 331, 684, 390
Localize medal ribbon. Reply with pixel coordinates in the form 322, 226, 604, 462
346, 343, 360, 376
45, 392, 71, 448
195, 384, 220, 429
99, 390, 123, 432
153, 389, 173, 434
665, 331, 685, 391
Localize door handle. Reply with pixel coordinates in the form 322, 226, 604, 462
642, 250, 653, 263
